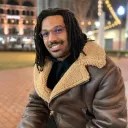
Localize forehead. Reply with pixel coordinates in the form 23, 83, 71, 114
42, 15, 65, 29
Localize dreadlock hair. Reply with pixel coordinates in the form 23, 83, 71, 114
34, 8, 87, 71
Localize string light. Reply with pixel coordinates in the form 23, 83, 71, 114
81, 21, 85, 26
104, 0, 121, 29
88, 0, 121, 35
88, 21, 92, 25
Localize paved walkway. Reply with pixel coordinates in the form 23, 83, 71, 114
0, 67, 34, 128
0, 57, 128, 128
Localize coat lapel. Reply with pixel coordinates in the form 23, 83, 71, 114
34, 42, 106, 103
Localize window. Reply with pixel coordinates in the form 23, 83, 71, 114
0, 8, 3, 13
22, 1, 33, 7
8, 19, 19, 24
23, 19, 34, 25
7, 9, 11, 14
22, 10, 25, 15
0, 18, 4, 24
23, 20, 29, 25
105, 39, 113, 50
16, 10, 19, 15
30, 11, 34, 16
7, 0, 19, 5
0, 0, 3, 4
24, 29, 33, 35
0, 27, 4, 34
126, 38, 128, 50
9, 28, 18, 34
12, 10, 15, 15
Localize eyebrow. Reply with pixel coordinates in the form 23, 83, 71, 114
41, 25, 65, 31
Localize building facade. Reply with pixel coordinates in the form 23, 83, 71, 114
0, 0, 37, 47
0, 0, 127, 51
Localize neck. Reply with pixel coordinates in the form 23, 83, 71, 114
56, 53, 70, 61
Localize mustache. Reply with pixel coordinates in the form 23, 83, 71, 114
48, 40, 64, 48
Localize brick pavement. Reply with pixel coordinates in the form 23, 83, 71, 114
0, 57, 128, 128
0, 67, 34, 128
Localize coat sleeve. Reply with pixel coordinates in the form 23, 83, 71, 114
18, 90, 50, 128
86, 66, 127, 128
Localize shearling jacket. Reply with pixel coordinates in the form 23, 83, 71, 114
18, 42, 127, 128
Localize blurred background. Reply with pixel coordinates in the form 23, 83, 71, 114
0, 0, 128, 128
0, 0, 127, 55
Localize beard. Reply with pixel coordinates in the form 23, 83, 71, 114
48, 40, 64, 48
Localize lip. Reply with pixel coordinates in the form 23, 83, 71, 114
50, 44, 62, 52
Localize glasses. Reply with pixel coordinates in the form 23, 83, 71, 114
39, 25, 65, 38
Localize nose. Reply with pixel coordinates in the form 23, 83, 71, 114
48, 32, 57, 42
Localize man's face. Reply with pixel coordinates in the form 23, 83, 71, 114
41, 15, 70, 61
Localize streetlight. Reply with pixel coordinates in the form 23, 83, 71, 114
117, 6, 125, 16
117, 5, 125, 57
95, 21, 100, 28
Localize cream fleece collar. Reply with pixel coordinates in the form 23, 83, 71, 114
34, 42, 106, 103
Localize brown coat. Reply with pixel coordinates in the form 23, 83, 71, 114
18, 42, 127, 128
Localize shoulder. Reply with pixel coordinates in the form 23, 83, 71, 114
82, 41, 119, 76
80, 41, 106, 69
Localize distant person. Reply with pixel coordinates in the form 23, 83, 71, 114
18, 8, 127, 128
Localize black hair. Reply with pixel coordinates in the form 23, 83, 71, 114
34, 8, 87, 71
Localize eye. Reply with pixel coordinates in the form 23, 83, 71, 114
42, 31, 49, 37
54, 27, 64, 34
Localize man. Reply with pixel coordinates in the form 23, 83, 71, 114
18, 8, 127, 128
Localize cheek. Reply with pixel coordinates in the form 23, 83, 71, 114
62, 34, 68, 45
43, 40, 48, 47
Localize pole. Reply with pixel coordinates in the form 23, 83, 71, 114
37, 0, 49, 16
98, 12, 105, 48
118, 24, 122, 56
125, 0, 128, 50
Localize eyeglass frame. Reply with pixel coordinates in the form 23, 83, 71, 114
39, 25, 66, 39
